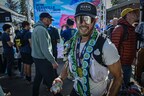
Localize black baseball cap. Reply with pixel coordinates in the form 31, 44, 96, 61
75, 2, 97, 18
39, 12, 54, 21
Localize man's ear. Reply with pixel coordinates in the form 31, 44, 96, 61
95, 17, 98, 22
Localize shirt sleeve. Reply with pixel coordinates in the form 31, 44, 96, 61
103, 39, 120, 65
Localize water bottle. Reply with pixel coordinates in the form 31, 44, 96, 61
50, 82, 62, 93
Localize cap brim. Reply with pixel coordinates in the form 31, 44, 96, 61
75, 13, 96, 18
51, 18, 54, 21
131, 8, 140, 13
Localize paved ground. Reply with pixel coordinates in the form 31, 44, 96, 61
0, 58, 73, 96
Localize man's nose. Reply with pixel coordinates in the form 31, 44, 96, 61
81, 20, 87, 25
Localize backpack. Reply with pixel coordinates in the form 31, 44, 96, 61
15, 30, 27, 47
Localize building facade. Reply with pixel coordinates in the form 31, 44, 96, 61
106, 0, 140, 23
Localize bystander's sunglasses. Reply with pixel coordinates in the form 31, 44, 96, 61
75, 16, 95, 25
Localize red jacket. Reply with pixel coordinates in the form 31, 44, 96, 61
111, 18, 137, 65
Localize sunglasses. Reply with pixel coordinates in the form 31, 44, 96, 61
76, 16, 95, 25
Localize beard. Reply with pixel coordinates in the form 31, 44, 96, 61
79, 25, 94, 37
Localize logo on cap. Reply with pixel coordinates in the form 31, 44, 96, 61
80, 4, 91, 11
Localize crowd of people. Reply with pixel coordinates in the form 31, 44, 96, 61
0, 1, 143, 96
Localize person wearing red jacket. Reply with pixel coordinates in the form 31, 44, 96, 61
111, 8, 139, 88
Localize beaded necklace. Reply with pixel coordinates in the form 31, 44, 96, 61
69, 29, 98, 96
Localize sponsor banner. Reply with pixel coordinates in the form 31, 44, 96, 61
33, 0, 101, 28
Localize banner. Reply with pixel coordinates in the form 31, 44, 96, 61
33, 0, 101, 28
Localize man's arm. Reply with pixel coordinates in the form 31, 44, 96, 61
107, 60, 123, 96
58, 62, 69, 81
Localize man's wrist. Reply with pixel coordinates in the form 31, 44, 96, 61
58, 76, 64, 81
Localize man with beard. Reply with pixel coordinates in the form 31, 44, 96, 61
51, 2, 122, 96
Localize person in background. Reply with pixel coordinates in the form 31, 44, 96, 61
105, 19, 113, 30
20, 21, 33, 83
60, 18, 77, 43
1, 24, 14, 78
14, 25, 22, 76
135, 22, 144, 86
52, 2, 122, 96
32, 12, 61, 96
42, 19, 60, 86
104, 17, 118, 38
111, 8, 139, 88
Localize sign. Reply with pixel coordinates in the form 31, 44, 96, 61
0, 12, 12, 22
33, 0, 101, 28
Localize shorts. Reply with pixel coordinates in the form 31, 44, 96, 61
21, 52, 33, 65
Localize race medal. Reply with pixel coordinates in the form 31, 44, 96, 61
78, 67, 83, 77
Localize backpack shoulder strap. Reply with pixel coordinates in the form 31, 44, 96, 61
93, 33, 107, 67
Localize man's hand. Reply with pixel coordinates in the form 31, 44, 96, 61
52, 63, 58, 69
51, 77, 63, 94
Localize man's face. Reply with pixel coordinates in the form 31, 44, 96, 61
7, 28, 11, 33
26, 25, 31, 30
75, 15, 95, 37
129, 11, 139, 22
43, 18, 51, 27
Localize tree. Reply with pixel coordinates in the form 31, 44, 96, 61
5, 0, 20, 13
19, 0, 27, 15
111, 0, 118, 6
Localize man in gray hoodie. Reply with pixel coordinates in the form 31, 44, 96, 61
32, 12, 60, 96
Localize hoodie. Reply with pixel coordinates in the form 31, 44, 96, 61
31, 21, 56, 64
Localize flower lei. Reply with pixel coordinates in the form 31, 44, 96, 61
69, 29, 98, 96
